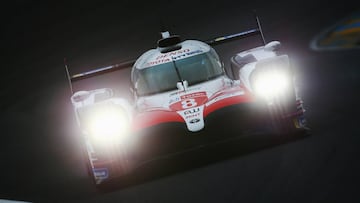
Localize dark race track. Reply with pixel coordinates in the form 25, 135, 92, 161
1, 1, 360, 202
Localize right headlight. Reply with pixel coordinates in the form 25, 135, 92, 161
253, 70, 290, 98
250, 55, 292, 100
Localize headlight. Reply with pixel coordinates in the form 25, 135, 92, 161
85, 106, 131, 145
250, 55, 292, 100
253, 70, 290, 98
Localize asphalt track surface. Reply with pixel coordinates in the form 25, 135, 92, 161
1, 1, 360, 202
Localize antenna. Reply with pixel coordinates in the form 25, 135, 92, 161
161, 31, 170, 39
253, 10, 266, 45
159, 18, 168, 39
64, 57, 74, 94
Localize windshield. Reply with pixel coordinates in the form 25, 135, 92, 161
134, 49, 223, 96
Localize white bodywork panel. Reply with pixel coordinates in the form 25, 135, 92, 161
237, 41, 287, 92
71, 88, 133, 129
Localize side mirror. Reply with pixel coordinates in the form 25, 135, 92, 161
264, 41, 281, 52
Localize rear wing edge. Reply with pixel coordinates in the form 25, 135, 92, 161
65, 12, 266, 91
205, 28, 262, 46
70, 60, 135, 82
206, 11, 266, 45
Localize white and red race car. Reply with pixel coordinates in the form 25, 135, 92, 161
67, 19, 308, 186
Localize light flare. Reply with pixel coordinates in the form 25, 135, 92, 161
87, 107, 130, 144
253, 71, 289, 98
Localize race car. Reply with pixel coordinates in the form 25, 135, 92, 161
66, 16, 308, 186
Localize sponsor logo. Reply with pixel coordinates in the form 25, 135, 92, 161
146, 49, 204, 66
177, 105, 205, 132
156, 49, 191, 60
180, 92, 207, 100
172, 50, 203, 60
147, 58, 171, 66
183, 107, 201, 119
298, 115, 307, 128
190, 118, 200, 123
93, 168, 109, 179
184, 107, 200, 115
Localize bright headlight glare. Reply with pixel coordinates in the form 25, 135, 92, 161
87, 107, 130, 144
253, 71, 289, 98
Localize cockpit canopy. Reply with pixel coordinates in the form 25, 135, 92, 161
132, 47, 224, 96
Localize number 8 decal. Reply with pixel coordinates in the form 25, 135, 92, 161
181, 99, 197, 109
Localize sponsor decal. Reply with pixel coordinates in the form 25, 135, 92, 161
156, 49, 191, 60
172, 50, 203, 60
184, 107, 201, 119
311, 11, 360, 50
146, 49, 204, 66
298, 115, 307, 128
190, 118, 200, 123
180, 92, 206, 100
93, 168, 109, 179
184, 107, 200, 115
147, 58, 171, 66
177, 105, 205, 132
292, 114, 306, 128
